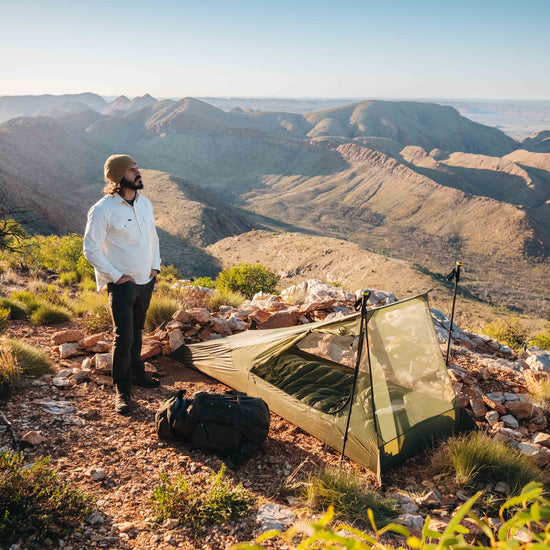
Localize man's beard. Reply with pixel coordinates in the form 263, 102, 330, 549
120, 176, 143, 190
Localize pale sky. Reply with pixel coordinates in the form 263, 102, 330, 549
1, 0, 549, 99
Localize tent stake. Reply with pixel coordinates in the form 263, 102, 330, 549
339, 290, 370, 468
445, 262, 462, 367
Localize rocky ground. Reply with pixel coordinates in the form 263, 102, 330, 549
2, 279, 550, 550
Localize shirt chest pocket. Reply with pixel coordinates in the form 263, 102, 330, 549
111, 217, 140, 245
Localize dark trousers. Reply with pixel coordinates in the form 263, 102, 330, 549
107, 278, 155, 391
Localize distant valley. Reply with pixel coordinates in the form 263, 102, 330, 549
0, 92, 548, 317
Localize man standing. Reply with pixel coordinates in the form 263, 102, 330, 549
84, 155, 161, 415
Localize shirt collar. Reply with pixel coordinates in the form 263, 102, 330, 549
112, 192, 140, 205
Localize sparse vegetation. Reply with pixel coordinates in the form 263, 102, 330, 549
157, 264, 182, 283
232, 482, 550, 549
0, 451, 95, 548
145, 296, 179, 331
0, 343, 19, 397
430, 431, 545, 495
0, 308, 9, 333
191, 276, 217, 289
73, 289, 111, 332
482, 317, 533, 350
30, 303, 73, 326
530, 329, 550, 350
525, 371, 550, 412
208, 288, 246, 311
217, 263, 279, 300
151, 464, 254, 535
0, 298, 28, 319
302, 467, 397, 526
6, 337, 54, 377
59, 270, 79, 286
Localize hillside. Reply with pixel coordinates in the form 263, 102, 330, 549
0, 96, 549, 316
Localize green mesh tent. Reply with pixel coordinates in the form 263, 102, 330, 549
179, 294, 469, 479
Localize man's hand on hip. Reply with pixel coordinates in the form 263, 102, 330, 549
150, 269, 159, 279
115, 275, 136, 284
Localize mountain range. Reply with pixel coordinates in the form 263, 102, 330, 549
0, 93, 548, 317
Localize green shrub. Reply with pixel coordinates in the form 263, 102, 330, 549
158, 264, 182, 283
216, 263, 279, 300
30, 303, 72, 326
191, 276, 217, 289
76, 254, 95, 281
0, 344, 20, 398
483, 317, 531, 350
145, 296, 179, 331
78, 277, 97, 292
530, 330, 550, 350
208, 288, 245, 311
302, 467, 397, 526
73, 290, 112, 332
10, 290, 42, 313
525, 371, 550, 412
152, 464, 254, 535
232, 482, 550, 549
59, 271, 79, 286
0, 451, 95, 548
6, 338, 53, 377
0, 308, 9, 332
431, 431, 545, 495
0, 298, 26, 320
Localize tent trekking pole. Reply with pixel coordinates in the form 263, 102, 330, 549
445, 262, 462, 367
339, 290, 370, 468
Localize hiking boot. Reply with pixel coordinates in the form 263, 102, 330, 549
132, 372, 160, 388
115, 389, 133, 415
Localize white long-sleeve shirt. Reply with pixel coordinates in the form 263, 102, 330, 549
83, 193, 161, 290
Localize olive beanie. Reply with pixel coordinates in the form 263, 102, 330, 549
104, 154, 136, 184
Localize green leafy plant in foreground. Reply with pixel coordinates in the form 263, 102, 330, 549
0, 451, 95, 548
232, 482, 550, 549
151, 464, 254, 535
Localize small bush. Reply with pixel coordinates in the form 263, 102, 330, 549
0, 344, 20, 398
0, 451, 95, 548
483, 317, 531, 350
151, 464, 254, 535
0, 308, 9, 332
525, 370, 550, 412
0, 298, 27, 320
10, 290, 42, 313
157, 264, 182, 283
191, 276, 217, 289
302, 467, 397, 526
78, 277, 97, 292
30, 303, 72, 326
73, 290, 111, 332
431, 431, 545, 495
530, 330, 550, 350
59, 271, 79, 286
145, 296, 179, 331
216, 263, 279, 300
7, 338, 54, 377
208, 288, 246, 311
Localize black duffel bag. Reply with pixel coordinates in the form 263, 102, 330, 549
155, 389, 270, 468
